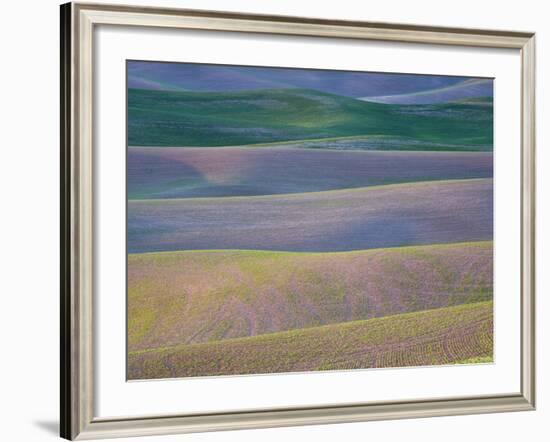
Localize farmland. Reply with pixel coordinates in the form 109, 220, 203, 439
128, 147, 493, 199
128, 301, 493, 379
126, 62, 494, 379
128, 88, 493, 149
360, 79, 493, 104
128, 242, 492, 352
128, 178, 493, 253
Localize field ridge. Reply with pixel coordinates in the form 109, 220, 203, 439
129, 177, 490, 203
128, 301, 493, 379
129, 240, 491, 258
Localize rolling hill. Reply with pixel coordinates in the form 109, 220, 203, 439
128, 242, 492, 352
128, 179, 493, 253
128, 60, 471, 97
359, 79, 493, 104
128, 300, 493, 379
128, 87, 493, 149
128, 147, 493, 199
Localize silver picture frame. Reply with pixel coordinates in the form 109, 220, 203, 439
60, 2, 536, 439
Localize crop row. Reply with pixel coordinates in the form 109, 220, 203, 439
128, 301, 493, 379
128, 242, 493, 352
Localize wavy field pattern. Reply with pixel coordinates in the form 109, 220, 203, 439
360, 79, 493, 104
126, 61, 494, 379
128, 179, 493, 253
128, 301, 493, 379
128, 148, 493, 199
128, 88, 493, 149
128, 242, 492, 352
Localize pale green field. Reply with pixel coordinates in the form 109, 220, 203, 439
128, 301, 493, 379
128, 241, 493, 353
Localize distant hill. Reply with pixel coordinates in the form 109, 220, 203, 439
128, 61, 471, 97
359, 79, 493, 105
128, 87, 493, 149
450, 96, 493, 105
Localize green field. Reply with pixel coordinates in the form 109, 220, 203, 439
128, 88, 493, 149
128, 301, 493, 379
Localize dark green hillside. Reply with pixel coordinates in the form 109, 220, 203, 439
128, 88, 492, 149
450, 96, 494, 105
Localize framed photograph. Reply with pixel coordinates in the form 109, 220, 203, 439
60, 2, 535, 440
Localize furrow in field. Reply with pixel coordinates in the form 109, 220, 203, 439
128, 242, 492, 352
128, 301, 493, 379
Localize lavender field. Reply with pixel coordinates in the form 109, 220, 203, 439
128, 147, 492, 199
128, 179, 492, 253
126, 61, 494, 379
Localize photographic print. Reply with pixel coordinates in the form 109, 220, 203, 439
126, 61, 494, 380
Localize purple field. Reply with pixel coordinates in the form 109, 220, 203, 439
128, 242, 492, 352
128, 178, 492, 253
128, 147, 493, 199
